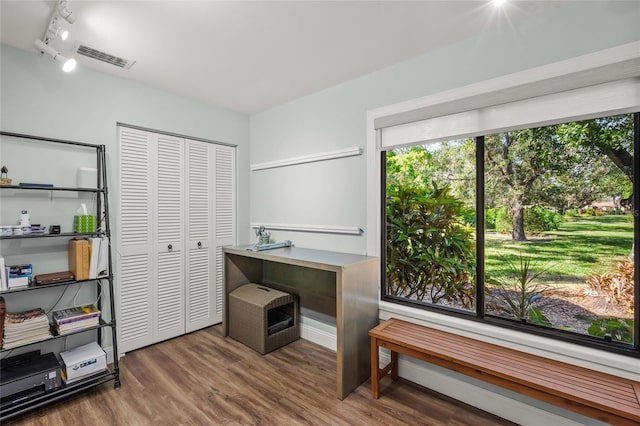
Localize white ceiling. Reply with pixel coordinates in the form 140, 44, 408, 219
0, 1, 557, 114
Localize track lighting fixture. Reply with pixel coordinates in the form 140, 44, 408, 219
43, 1, 74, 44
35, 0, 77, 72
57, 0, 76, 24
34, 39, 77, 72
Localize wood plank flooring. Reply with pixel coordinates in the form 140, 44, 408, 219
5, 325, 515, 425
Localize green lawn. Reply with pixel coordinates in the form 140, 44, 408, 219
484, 215, 634, 285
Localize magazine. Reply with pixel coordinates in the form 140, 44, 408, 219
52, 304, 101, 325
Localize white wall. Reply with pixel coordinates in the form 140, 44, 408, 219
248, 2, 640, 425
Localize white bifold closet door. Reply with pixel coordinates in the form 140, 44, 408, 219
185, 139, 216, 332
154, 134, 186, 342
118, 127, 155, 352
213, 144, 236, 322
118, 127, 235, 354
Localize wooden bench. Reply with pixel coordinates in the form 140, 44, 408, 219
369, 318, 640, 426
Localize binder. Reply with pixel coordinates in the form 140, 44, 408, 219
68, 239, 90, 281
97, 237, 109, 277
0, 256, 6, 291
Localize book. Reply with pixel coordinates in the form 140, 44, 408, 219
2, 307, 51, 348
69, 239, 90, 281
56, 317, 100, 334
34, 271, 75, 285
52, 304, 101, 325
0, 256, 7, 291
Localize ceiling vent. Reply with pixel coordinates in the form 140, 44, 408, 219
73, 43, 136, 69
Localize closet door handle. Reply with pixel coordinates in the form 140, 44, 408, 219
168, 244, 173, 252
197, 241, 202, 248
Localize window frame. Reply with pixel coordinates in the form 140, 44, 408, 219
366, 42, 640, 369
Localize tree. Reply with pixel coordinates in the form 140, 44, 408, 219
386, 147, 433, 191
485, 127, 568, 241
428, 139, 476, 206
557, 113, 635, 261
527, 145, 629, 214
558, 114, 634, 182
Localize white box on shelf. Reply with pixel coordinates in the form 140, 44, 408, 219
77, 167, 97, 188
60, 341, 107, 383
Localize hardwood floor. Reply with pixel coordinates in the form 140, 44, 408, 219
5, 325, 515, 425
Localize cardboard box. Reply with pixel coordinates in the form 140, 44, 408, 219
68, 239, 90, 281
59, 342, 107, 383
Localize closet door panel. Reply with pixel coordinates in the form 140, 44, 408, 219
154, 135, 185, 340
185, 140, 216, 332
212, 145, 236, 324
155, 250, 185, 341
119, 253, 153, 352
214, 145, 236, 246
118, 128, 153, 256
186, 246, 212, 329
118, 127, 154, 353
186, 141, 210, 244
214, 246, 225, 323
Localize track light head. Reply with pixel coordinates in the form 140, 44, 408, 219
58, 1, 76, 24
62, 57, 77, 72
34, 39, 77, 72
46, 17, 69, 41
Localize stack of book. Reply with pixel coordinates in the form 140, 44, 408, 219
3, 308, 52, 349
52, 304, 101, 335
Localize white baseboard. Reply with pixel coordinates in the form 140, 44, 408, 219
378, 351, 607, 426
300, 322, 337, 351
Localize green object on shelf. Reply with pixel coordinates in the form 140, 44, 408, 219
73, 215, 96, 233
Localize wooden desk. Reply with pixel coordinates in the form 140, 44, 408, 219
223, 246, 379, 400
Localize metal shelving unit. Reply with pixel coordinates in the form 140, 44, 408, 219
0, 131, 120, 421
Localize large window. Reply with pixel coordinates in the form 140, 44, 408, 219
382, 113, 639, 354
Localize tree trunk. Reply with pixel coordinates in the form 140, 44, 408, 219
511, 197, 527, 241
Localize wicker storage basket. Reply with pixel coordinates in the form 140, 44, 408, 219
228, 283, 299, 354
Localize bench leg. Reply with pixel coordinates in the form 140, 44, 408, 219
371, 336, 380, 399
390, 350, 398, 381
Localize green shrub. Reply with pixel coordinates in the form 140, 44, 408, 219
588, 318, 633, 343
485, 206, 562, 235
524, 206, 563, 234
485, 207, 498, 229
486, 206, 511, 233
386, 182, 476, 307
460, 207, 476, 227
